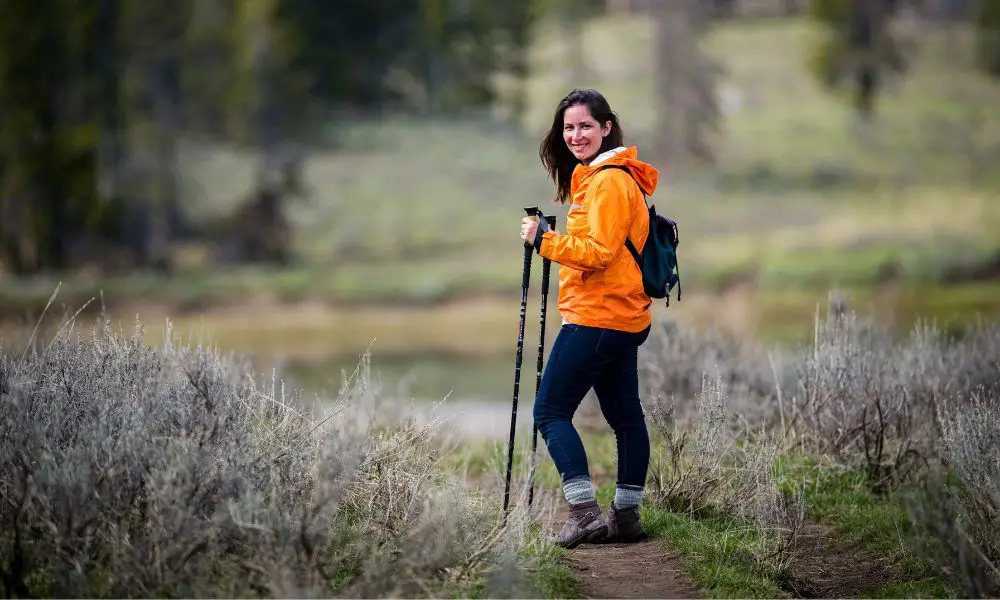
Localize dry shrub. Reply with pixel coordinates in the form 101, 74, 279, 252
645, 294, 999, 489
646, 372, 805, 572
646, 373, 728, 513
776, 295, 1000, 493
905, 380, 1000, 598
640, 317, 778, 432
0, 315, 523, 598
641, 290, 1000, 595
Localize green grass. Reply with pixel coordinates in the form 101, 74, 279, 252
618, 466, 956, 599
775, 454, 957, 598
638, 508, 791, 599
4, 267, 997, 370
564, 445, 960, 600
452, 425, 964, 600
519, 537, 584, 599
778, 456, 920, 557
0, 257, 522, 312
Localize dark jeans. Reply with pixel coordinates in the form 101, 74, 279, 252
533, 322, 651, 488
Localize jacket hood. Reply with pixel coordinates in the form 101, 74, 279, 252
575, 146, 659, 196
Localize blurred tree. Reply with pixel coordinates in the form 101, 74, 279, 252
536, 0, 604, 111
0, 0, 104, 274
181, 0, 238, 139
277, 0, 536, 115
231, 0, 312, 145
809, 0, 908, 121
115, 0, 195, 272
278, 0, 401, 110
810, 0, 999, 122
0, 0, 543, 274
978, 0, 1000, 76
653, 0, 722, 171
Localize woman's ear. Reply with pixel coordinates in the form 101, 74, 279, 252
602, 121, 612, 136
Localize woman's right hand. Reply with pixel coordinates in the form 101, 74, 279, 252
520, 217, 539, 246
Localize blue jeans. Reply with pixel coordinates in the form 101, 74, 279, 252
533, 322, 651, 488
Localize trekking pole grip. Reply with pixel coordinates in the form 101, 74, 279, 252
522, 206, 539, 287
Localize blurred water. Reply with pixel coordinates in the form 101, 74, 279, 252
285, 352, 535, 440
287, 352, 518, 403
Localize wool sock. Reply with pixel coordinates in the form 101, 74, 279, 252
614, 484, 644, 509
562, 477, 596, 505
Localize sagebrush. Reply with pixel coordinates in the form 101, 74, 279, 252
0, 316, 529, 598
641, 296, 1000, 596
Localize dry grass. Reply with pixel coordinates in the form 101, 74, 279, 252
639, 292, 1000, 596
643, 371, 807, 583
906, 381, 1000, 597
0, 307, 546, 598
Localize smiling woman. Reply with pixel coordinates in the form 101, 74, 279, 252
538, 88, 626, 203
517, 88, 662, 549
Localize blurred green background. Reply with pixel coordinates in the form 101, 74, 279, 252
2, 0, 999, 407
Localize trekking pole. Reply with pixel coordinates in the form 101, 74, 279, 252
528, 213, 556, 510
503, 206, 538, 527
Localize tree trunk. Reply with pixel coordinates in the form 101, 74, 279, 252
146, 60, 177, 271
97, 0, 122, 203
653, 0, 720, 173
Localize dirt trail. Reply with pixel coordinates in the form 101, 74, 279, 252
548, 504, 701, 599
546, 505, 899, 600
785, 521, 898, 599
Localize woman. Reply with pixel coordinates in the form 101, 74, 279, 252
519, 88, 659, 549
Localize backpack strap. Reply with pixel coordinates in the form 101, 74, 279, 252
597, 164, 647, 265
624, 237, 642, 265
598, 164, 681, 305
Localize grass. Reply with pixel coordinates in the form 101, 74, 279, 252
774, 455, 956, 598
5, 287, 997, 598
3, 268, 999, 369
453, 424, 948, 599
0, 310, 586, 599
5, 16, 1000, 364
630, 307, 999, 598
519, 538, 584, 599
490, 306, 999, 599
777, 455, 922, 561
621, 456, 957, 600
456, 427, 953, 598
637, 507, 790, 599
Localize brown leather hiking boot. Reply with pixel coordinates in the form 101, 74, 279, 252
549, 500, 608, 549
604, 502, 648, 543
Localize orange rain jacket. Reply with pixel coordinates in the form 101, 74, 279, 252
537, 146, 660, 333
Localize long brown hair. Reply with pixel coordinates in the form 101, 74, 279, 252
538, 89, 624, 204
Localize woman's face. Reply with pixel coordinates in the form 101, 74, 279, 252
562, 104, 611, 164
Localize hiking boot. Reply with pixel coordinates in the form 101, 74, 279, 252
604, 502, 648, 543
549, 500, 608, 549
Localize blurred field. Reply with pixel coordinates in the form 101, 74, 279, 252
3, 15, 999, 372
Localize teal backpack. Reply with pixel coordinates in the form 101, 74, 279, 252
598, 165, 681, 306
